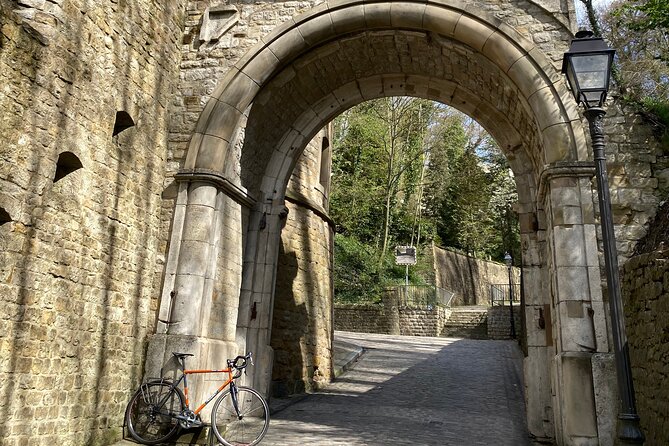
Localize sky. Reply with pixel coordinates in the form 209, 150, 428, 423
574, 0, 615, 27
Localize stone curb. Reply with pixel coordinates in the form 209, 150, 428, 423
332, 338, 364, 378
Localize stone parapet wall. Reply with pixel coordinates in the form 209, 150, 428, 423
399, 308, 450, 337
334, 305, 390, 334
621, 250, 669, 444
335, 305, 449, 337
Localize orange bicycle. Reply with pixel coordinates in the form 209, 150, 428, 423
125, 352, 269, 445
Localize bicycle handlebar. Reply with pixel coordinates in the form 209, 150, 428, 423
228, 352, 253, 376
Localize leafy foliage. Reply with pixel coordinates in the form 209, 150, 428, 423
331, 99, 520, 303
596, 0, 669, 148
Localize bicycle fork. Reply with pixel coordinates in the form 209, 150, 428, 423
230, 382, 243, 420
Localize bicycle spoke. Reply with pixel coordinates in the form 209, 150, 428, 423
212, 387, 269, 446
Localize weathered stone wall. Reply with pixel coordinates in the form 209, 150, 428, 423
271, 128, 334, 397
335, 304, 450, 337
621, 250, 669, 444
433, 245, 518, 306
399, 308, 449, 337
487, 306, 522, 340
602, 98, 666, 261
0, 1, 185, 444
334, 305, 390, 334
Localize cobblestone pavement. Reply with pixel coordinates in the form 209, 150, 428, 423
262, 331, 532, 446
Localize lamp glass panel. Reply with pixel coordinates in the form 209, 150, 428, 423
571, 54, 609, 90
583, 90, 605, 106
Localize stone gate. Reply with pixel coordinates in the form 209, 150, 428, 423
0, 0, 664, 445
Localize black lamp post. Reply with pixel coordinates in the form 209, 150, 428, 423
562, 30, 644, 444
504, 252, 516, 339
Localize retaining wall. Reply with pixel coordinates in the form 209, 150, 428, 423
621, 250, 669, 444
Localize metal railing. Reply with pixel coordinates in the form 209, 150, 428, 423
394, 285, 455, 309
490, 283, 521, 306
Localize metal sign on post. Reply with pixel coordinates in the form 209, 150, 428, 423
395, 246, 417, 265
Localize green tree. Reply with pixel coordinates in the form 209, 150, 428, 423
583, 0, 669, 146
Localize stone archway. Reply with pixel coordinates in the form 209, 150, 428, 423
149, 1, 616, 444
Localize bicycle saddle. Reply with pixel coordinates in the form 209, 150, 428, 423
172, 352, 194, 358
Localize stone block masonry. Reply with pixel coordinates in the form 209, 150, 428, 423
334, 304, 450, 338
487, 305, 522, 340
622, 250, 669, 444
0, 1, 186, 444
0, 0, 668, 444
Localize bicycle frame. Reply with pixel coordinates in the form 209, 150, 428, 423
150, 363, 238, 420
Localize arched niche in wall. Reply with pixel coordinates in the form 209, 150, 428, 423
53, 151, 83, 183
0, 208, 11, 225
113, 111, 135, 136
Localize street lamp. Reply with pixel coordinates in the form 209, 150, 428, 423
504, 252, 516, 339
562, 30, 644, 444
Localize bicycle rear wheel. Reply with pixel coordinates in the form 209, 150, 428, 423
125, 381, 184, 445
211, 386, 270, 446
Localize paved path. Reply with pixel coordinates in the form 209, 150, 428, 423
263, 331, 532, 445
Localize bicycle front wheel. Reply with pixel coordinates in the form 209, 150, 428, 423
125, 381, 184, 445
211, 386, 270, 446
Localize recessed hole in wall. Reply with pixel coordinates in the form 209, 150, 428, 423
54, 151, 83, 182
0, 208, 11, 225
113, 111, 135, 136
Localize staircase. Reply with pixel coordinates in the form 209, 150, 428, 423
441, 306, 488, 339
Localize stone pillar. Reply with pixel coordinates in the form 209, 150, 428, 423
519, 204, 556, 441
145, 180, 239, 414
542, 167, 616, 446
236, 202, 288, 397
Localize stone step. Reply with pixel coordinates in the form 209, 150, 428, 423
442, 306, 489, 339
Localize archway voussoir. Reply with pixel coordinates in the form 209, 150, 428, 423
496, 22, 535, 54
217, 73, 261, 114
297, 11, 335, 46
381, 74, 410, 96
570, 119, 590, 162
184, 132, 204, 170
390, 2, 427, 29
206, 102, 244, 140
194, 134, 230, 171
312, 93, 340, 122
553, 80, 581, 122
528, 85, 570, 131
422, 4, 460, 36
330, 4, 365, 35
425, 78, 457, 102
266, 28, 309, 66
332, 82, 364, 110
453, 15, 495, 52
450, 85, 482, 115
292, 108, 322, 136
357, 76, 385, 100
194, 98, 218, 135
528, 46, 563, 85
364, 2, 392, 28
239, 49, 281, 86
507, 55, 548, 99
482, 30, 525, 73
541, 123, 577, 164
